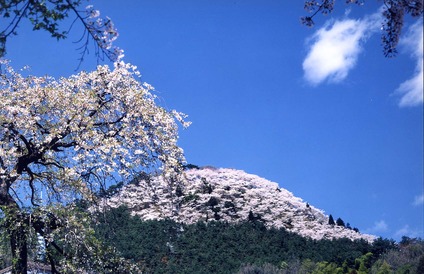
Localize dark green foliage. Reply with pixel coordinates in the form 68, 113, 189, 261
369, 237, 397, 260
201, 178, 213, 194
206, 197, 219, 207
336, 217, 345, 227
98, 182, 124, 198
2, 206, 417, 273
224, 201, 235, 209
400, 236, 415, 246
328, 214, 335, 225
181, 193, 200, 204
94, 206, 398, 274
175, 185, 184, 197
205, 197, 221, 220
94, 206, 176, 272
236, 263, 283, 274
247, 211, 264, 225
371, 237, 424, 274
183, 164, 200, 170
417, 255, 424, 274
128, 172, 151, 186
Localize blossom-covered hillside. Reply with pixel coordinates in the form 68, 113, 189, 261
99, 167, 375, 242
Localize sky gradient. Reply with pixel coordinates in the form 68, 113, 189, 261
5, 0, 423, 240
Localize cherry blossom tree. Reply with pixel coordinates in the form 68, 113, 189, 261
302, 0, 423, 57
0, 60, 189, 273
0, 0, 122, 65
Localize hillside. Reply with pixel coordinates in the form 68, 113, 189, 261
98, 167, 375, 242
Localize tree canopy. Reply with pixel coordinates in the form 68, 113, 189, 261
92, 206, 407, 274
0, 60, 188, 273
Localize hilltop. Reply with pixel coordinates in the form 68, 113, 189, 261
98, 167, 375, 242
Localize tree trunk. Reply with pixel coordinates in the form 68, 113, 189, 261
1, 187, 29, 274
1, 172, 30, 273
8, 212, 28, 274
10, 222, 28, 274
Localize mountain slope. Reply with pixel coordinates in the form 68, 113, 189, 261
99, 167, 375, 242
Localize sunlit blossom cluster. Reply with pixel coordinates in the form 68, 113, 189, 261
0, 60, 187, 206
102, 167, 376, 242
84, 5, 124, 61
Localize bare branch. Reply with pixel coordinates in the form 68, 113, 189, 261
3, 1, 31, 37
25, 166, 40, 207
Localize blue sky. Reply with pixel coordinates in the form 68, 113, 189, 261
5, 0, 423, 240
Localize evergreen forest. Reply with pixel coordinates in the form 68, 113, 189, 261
91, 206, 424, 274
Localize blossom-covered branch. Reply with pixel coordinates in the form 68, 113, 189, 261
0, 60, 189, 273
0, 0, 123, 63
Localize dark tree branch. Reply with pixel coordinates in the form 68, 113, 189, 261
50, 141, 77, 152
25, 166, 40, 206
301, 0, 334, 27
46, 249, 61, 274
65, 0, 120, 69
2, 0, 30, 37
9, 186, 24, 207
34, 160, 64, 169
0, 156, 6, 170
93, 113, 126, 127
35, 122, 50, 135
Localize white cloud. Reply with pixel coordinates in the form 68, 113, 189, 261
303, 15, 379, 85
413, 194, 424, 206
396, 20, 424, 107
366, 219, 389, 233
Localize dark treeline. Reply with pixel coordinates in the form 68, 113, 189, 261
93, 206, 423, 274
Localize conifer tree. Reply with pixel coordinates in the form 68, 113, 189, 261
336, 218, 345, 227
328, 214, 335, 225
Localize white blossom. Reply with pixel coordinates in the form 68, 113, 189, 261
0, 59, 188, 206
101, 167, 376, 243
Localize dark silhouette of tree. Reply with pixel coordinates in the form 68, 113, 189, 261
183, 164, 200, 170
336, 217, 345, 227
328, 214, 335, 225
302, 0, 423, 57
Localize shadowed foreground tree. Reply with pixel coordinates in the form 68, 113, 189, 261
0, 60, 189, 273
0, 0, 122, 64
302, 0, 423, 57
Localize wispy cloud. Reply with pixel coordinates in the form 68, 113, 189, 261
396, 20, 424, 107
413, 194, 424, 206
395, 225, 423, 238
366, 219, 389, 233
303, 14, 379, 85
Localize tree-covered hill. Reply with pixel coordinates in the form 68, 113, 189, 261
98, 167, 375, 242
92, 166, 424, 273
94, 205, 423, 274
